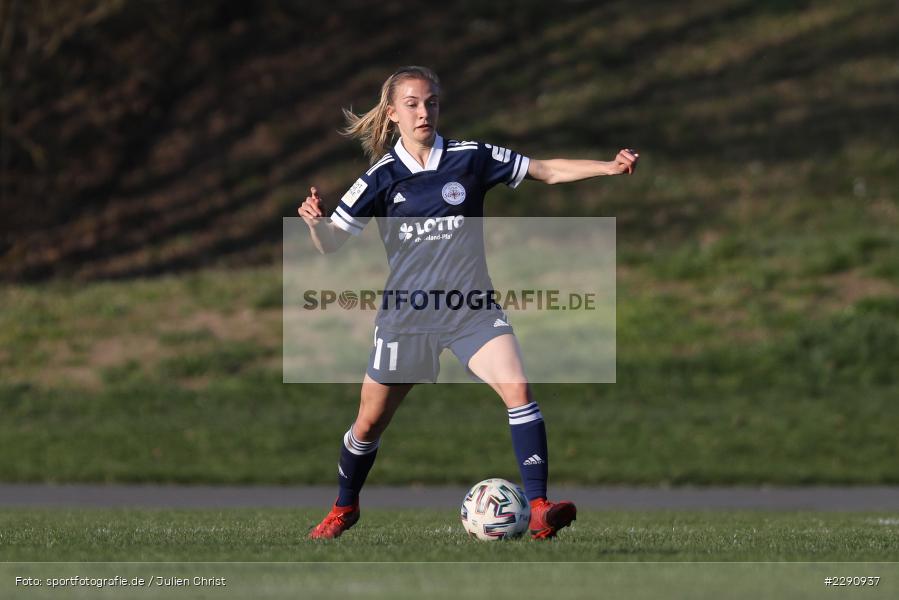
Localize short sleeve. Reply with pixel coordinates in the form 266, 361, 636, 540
479, 143, 530, 189
330, 174, 377, 236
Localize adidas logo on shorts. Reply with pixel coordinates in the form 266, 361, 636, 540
493, 318, 510, 328
522, 454, 545, 466
393, 192, 406, 204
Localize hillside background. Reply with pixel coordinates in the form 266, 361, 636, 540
1, 0, 898, 484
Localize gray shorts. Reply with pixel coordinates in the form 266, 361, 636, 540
366, 312, 514, 384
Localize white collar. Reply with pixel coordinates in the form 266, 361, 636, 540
393, 133, 443, 174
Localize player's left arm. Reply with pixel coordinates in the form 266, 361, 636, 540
526, 149, 639, 184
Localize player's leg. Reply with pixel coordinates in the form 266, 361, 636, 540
337, 375, 413, 507
467, 334, 546, 499
466, 333, 576, 539
309, 376, 413, 540
466, 333, 530, 406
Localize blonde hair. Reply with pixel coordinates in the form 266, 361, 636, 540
341, 66, 441, 164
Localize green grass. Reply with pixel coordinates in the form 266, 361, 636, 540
4, 510, 899, 599
1, 376, 898, 485
2, 261, 899, 485
3, 508, 898, 562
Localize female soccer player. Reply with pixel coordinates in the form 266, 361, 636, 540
299, 66, 638, 540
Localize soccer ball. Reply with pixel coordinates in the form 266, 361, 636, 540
460, 478, 530, 540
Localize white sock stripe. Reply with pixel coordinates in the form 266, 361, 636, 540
508, 410, 543, 426
349, 429, 376, 447
348, 430, 378, 450
508, 409, 540, 421
343, 428, 380, 456
507, 402, 538, 415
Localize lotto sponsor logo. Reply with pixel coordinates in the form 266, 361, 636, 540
399, 215, 465, 242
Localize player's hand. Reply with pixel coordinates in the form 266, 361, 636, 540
611, 149, 639, 175
298, 187, 326, 226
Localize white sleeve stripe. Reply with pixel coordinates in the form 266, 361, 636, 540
335, 206, 366, 228
331, 212, 363, 235
446, 146, 477, 152
509, 156, 529, 189
366, 156, 394, 175
509, 155, 522, 183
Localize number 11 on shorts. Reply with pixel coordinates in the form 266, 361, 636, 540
373, 337, 398, 371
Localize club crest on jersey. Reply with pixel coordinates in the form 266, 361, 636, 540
441, 182, 466, 205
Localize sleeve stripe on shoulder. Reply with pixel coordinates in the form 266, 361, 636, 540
508, 155, 530, 189
366, 155, 394, 176
446, 146, 477, 152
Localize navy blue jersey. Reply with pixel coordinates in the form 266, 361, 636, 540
330, 134, 529, 332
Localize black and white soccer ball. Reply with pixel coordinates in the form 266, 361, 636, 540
460, 478, 530, 541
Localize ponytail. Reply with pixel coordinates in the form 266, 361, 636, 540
341, 66, 440, 164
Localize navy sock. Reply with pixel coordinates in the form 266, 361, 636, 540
336, 426, 379, 507
508, 402, 548, 502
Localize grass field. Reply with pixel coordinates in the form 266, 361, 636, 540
3, 508, 899, 562
3, 509, 898, 599
2, 259, 899, 485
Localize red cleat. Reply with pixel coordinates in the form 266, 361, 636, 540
308, 502, 360, 539
529, 498, 577, 540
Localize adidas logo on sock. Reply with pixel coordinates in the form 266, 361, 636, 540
522, 454, 545, 466
338, 465, 347, 478
493, 318, 510, 328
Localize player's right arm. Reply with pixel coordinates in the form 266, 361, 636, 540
300, 161, 384, 253
298, 187, 350, 254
